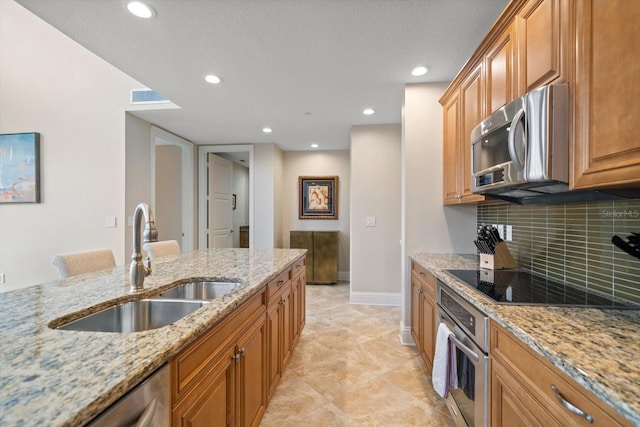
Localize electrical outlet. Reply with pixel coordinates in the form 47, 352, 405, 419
506, 225, 513, 241
0, 273, 5, 284
365, 217, 376, 227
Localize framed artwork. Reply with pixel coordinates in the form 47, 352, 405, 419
298, 176, 338, 219
0, 132, 41, 204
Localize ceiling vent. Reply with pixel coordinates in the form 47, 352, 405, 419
131, 89, 170, 104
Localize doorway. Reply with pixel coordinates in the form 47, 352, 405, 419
150, 126, 194, 251
198, 145, 254, 249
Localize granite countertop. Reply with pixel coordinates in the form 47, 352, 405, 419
411, 253, 640, 426
0, 248, 306, 427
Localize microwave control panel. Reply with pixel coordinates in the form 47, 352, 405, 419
476, 169, 504, 187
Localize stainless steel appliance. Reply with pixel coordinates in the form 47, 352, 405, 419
436, 280, 489, 427
88, 365, 169, 427
470, 83, 569, 200
446, 269, 633, 308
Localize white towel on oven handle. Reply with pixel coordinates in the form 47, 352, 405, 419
432, 322, 458, 398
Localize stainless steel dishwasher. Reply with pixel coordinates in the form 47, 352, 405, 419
88, 364, 169, 427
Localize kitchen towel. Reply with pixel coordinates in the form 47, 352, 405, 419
432, 322, 457, 398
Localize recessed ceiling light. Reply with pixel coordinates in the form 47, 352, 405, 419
363, 108, 376, 115
204, 74, 222, 84
310, 143, 319, 148
411, 65, 430, 76
262, 127, 273, 133
126, 1, 156, 18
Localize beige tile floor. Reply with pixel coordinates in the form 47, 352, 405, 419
260, 283, 456, 427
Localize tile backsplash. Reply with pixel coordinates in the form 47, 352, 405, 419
477, 199, 640, 304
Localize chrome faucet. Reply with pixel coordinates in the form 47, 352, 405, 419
129, 202, 158, 292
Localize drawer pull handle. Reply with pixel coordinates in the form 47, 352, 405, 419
551, 384, 593, 423
419, 272, 426, 278
278, 280, 284, 286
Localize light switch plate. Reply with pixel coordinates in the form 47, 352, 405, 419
365, 217, 376, 227
0, 273, 5, 284
106, 216, 117, 228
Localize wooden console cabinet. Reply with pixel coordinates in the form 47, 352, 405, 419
290, 231, 337, 284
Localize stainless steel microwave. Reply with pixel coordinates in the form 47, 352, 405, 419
470, 83, 569, 196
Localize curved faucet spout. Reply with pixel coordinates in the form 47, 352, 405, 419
130, 202, 158, 292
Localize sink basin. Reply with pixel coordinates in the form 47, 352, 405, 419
56, 299, 209, 333
157, 281, 240, 300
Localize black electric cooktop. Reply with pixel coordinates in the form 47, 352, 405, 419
445, 269, 633, 308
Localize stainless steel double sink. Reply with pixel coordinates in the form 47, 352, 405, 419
55, 281, 240, 333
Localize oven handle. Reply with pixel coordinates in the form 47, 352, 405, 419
448, 334, 480, 364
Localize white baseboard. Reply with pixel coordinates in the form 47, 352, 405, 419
398, 319, 415, 346
349, 291, 401, 306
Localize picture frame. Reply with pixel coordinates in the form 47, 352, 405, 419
298, 176, 338, 220
0, 132, 41, 204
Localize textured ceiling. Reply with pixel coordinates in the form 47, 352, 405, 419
16, 0, 508, 151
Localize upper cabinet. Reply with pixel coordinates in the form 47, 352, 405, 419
485, 23, 516, 113
442, 65, 486, 205
515, 0, 570, 94
572, 0, 640, 189
440, 0, 640, 202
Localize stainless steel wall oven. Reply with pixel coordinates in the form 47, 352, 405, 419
436, 280, 490, 427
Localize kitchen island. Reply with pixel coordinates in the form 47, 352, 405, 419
0, 248, 306, 426
412, 253, 640, 426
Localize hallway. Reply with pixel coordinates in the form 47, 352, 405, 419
260, 283, 456, 426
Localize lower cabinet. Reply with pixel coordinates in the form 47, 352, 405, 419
490, 322, 632, 427
410, 260, 436, 372
171, 256, 306, 427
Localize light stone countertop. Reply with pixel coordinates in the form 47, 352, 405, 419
0, 248, 306, 427
411, 252, 640, 426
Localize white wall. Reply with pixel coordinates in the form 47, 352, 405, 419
0, 2, 144, 290
350, 125, 402, 305
231, 164, 249, 247
253, 144, 284, 249
282, 150, 351, 277
399, 82, 477, 343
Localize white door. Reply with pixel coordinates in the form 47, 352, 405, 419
207, 154, 233, 248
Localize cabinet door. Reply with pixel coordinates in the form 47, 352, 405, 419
460, 66, 486, 203
266, 303, 281, 399
516, 0, 569, 93
485, 24, 516, 113
172, 346, 236, 427
443, 92, 461, 204
291, 274, 300, 345
573, 0, 640, 189
410, 274, 422, 350
491, 359, 556, 427
419, 288, 436, 373
235, 315, 267, 427
280, 286, 293, 368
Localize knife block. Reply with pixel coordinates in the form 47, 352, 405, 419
480, 242, 517, 270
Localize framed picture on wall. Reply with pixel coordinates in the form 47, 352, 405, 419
298, 176, 338, 219
0, 132, 41, 204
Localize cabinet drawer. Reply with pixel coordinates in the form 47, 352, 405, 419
267, 269, 291, 304
291, 256, 306, 278
411, 260, 436, 293
171, 290, 266, 403
491, 323, 631, 426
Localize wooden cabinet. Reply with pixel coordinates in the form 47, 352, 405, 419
443, 66, 486, 205
572, 0, 640, 189
515, 0, 570, 94
239, 226, 249, 248
290, 231, 338, 284
171, 289, 266, 427
490, 322, 632, 427
410, 260, 436, 372
485, 23, 516, 113
171, 255, 306, 426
